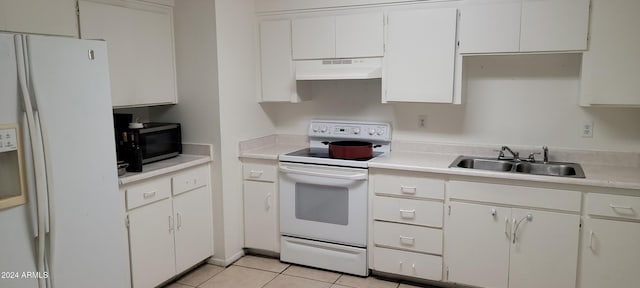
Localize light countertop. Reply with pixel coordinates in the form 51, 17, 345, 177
238, 135, 640, 191
119, 154, 211, 185
370, 151, 640, 190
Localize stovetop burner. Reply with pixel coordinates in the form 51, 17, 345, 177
278, 120, 392, 168
286, 148, 384, 161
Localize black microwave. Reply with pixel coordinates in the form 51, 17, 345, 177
117, 123, 182, 164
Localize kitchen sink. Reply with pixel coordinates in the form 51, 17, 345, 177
450, 156, 585, 178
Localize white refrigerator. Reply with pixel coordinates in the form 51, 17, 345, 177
0, 33, 130, 288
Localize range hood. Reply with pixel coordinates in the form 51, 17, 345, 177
295, 57, 382, 80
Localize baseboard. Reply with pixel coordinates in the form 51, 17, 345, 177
207, 250, 245, 267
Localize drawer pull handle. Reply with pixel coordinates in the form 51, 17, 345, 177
249, 170, 264, 178
609, 204, 634, 211
399, 235, 415, 245
412, 264, 416, 271
143, 191, 157, 199
400, 186, 416, 194
399, 209, 416, 219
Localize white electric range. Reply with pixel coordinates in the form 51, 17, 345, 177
278, 120, 392, 276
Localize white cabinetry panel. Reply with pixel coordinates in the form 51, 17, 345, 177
580, 218, 640, 288
384, 8, 458, 103
173, 186, 213, 273
292, 17, 335, 60
244, 180, 279, 252
335, 13, 384, 58
259, 19, 298, 102
0, 0, 78, 37
79, 0, 177, 107
128, 198, 175, 288
458, 0, 521, 53
580, 0, 640, 106
519, 0, 590, 52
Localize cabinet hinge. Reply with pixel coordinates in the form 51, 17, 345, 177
76, 0, 80, 16
448, 205, 452, 216
125, 215, 130, 229
446, 267, 450, 280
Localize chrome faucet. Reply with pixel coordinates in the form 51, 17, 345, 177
543, 146, 549, 164
498, 146, 520, 161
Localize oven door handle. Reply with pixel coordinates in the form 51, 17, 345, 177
279, 166, 367, 181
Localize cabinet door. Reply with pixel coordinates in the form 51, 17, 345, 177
292, 17, 335, 60
580, 218, 640, 288
128, 199, 175, 288
520, 0, 590, 52
384, 8, 458, 103
508, 209, 579, 288
79, 0, 177, 107
580, 0, 640, 106
458, 0, 521, 54
444, 202, 510, 288
259, 19, 298, 102
335, 13, 384, 58
173, 186, 213, 273
244, 180, 279, 252
0, 0, 78, 37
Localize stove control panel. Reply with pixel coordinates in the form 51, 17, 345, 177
308, 120, 391, 142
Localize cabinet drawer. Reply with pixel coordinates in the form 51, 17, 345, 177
374, 221, 442, 255
373, 196, 443, 228
172, 165, 208, 196
375, 173, 444, 200
243, 163, 277, 182
586, 193, 640, 220
373, 247, 442, 281
125, 177, 171, 210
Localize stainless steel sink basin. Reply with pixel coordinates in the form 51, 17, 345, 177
453, 157, 514, 172
450, 156, 585, 178
514, 162, 585, 178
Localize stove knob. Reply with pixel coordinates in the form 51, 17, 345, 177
353, 128, 361, 135
368, 128, 376, 135
376, 128, 384, 136
312, 125, 319, 132
320, 126, 328, 133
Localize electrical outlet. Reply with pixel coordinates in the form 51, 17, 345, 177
418, 115, 427, 128
582, 121, 593, 138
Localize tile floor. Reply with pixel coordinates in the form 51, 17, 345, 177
163, 255, 438, 288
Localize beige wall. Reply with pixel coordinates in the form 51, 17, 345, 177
268, 54, 640, 152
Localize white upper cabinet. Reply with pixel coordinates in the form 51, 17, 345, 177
458, 0, 521, 54
292, 12, 383, 60
384, 8, 458, 103
580, 0, 640, 107
259, 19, 300, 102
520, 0, 590, 52
79, 0, 178, 108
458, 0, 590, 54
0, 0, 78, 37
335, 13, 384, 58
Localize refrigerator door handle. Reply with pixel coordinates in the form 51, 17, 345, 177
15, 34, 48, 288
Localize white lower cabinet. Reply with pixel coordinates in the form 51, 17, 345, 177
242, 160, 280, 252
579, 193, 640, 288
371, 170, 445, 281
123, 164, 213, 288
444, 181, 580, 288
128, 198, 175, 288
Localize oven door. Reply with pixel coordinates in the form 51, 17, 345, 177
279, 162, 368, 247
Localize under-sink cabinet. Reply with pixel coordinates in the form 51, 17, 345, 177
444, 180, 581, 288
242, 160, 280, 253
121, 164, 213, 288
370, 170, 445, 281
579, 192, 640, 288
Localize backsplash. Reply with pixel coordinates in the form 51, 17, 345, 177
267, 53, 640, 152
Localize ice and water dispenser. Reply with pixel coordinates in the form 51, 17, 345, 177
0, 123, 26, 210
